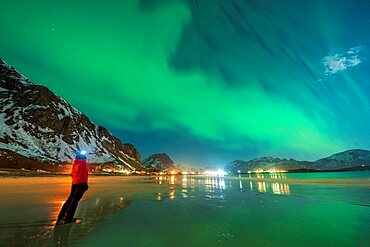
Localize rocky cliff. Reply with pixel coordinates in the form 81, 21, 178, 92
142, 153, 175, 172
0, 59, 143, 171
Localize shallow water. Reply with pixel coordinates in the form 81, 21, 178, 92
240, 170, 370, 180
0, 172, 369, 246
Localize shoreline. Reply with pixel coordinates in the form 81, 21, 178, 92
230, 176, 370, 186
0, 170, 369, 186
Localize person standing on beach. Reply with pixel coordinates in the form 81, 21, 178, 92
57, 151, 89, 224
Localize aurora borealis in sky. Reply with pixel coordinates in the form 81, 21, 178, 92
0, 0, 369, 167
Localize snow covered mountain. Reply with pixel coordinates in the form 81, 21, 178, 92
226, 157, 312, 173
226, 149, 370, 173
0, 59, 142, 171
142, 153, 175, 172
313, 149, 370, 170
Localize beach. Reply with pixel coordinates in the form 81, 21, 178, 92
0, 173, 369, 246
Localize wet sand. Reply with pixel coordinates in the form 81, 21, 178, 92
0, 176, 156, 246
0, 175, 369, 246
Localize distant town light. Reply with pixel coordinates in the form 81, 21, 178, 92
248, 169, 287, 174
204, 169, 226, 177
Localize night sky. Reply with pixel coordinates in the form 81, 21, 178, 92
1, 0, 369, 167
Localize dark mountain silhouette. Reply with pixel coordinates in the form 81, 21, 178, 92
142, 153, 175, 172
226, 149, 370, 173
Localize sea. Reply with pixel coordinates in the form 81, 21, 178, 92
0, 171, 369, 246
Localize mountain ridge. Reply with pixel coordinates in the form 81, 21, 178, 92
0, 59, 143, 171
142, 153, 175, 172
226, 149, 370, 173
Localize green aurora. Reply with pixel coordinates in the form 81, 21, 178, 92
0, 0, 369, 166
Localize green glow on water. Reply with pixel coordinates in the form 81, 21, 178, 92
77, 175, 369, 247
0, 174, 369, 246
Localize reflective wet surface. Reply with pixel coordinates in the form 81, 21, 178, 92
0, 173, 369, 246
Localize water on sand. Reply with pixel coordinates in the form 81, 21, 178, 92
0, 172, 369, 246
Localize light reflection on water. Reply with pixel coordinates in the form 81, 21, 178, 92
246, 180, 290, 195
258, 181, 266, 193
1, 175, 367, 246
54, 195, 131, 246
249, 173, 288, 180
154, 175, 291, 201
80, 175, 369, 247
205, 176, 226, 192
0, 193, 131, 246
0, 175, 290, 246
243, 170, 370, 180
272, 182, 290, 195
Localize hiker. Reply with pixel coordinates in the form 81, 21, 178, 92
57, 150, 89, 224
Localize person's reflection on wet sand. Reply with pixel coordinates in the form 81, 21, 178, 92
52, 196, 132, 246
53, 223, 73, 246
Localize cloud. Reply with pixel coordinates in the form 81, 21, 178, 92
323, 46, 362, 75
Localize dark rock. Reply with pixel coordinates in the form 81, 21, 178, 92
0, 59, 32, 90
142, 153, 175, 172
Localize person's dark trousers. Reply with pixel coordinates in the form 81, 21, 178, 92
57, 183, 88, 223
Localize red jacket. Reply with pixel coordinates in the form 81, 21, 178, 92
71, 158, 88, 184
